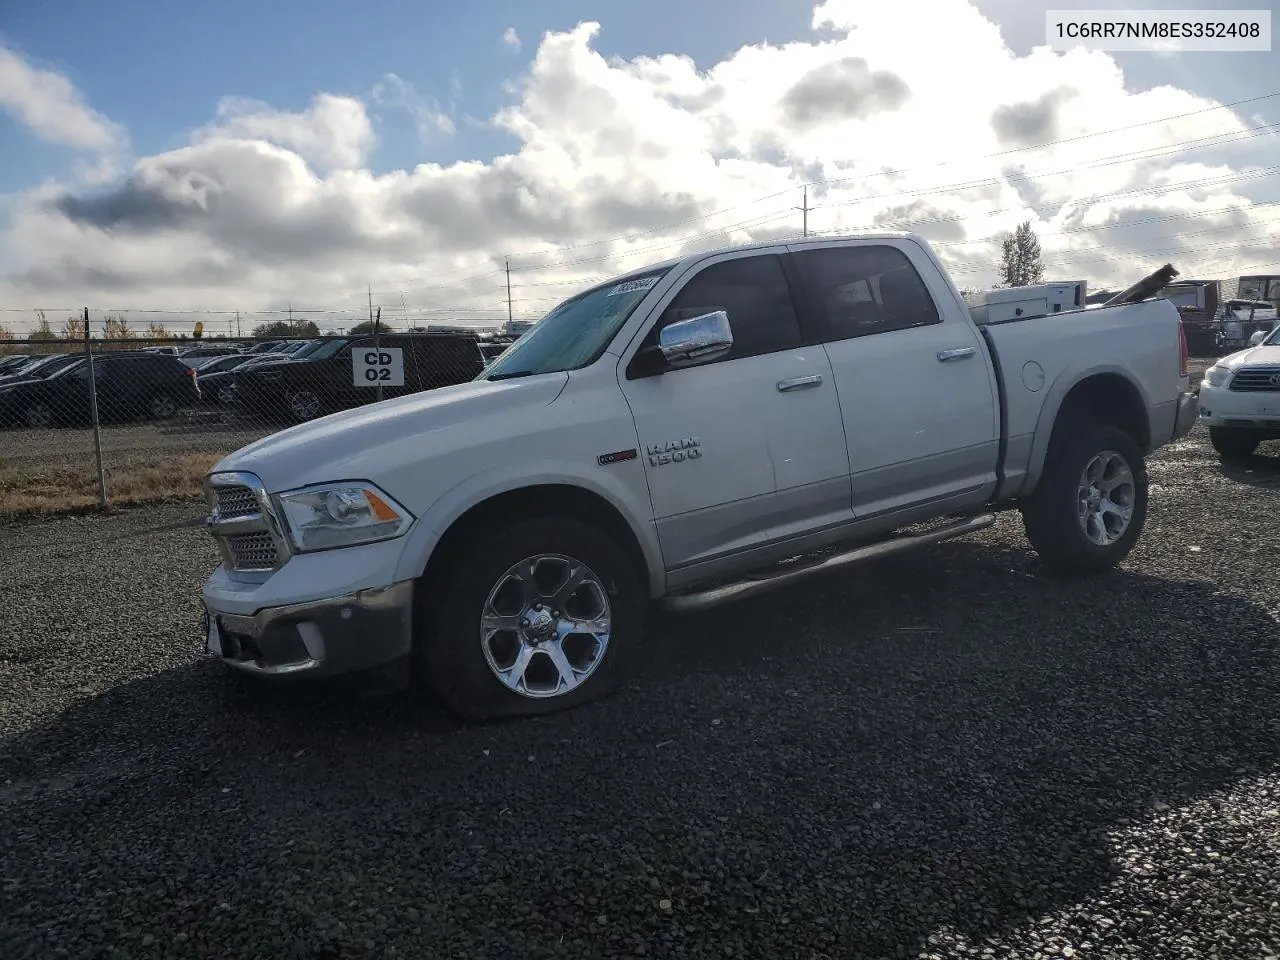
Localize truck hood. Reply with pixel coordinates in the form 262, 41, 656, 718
1220, 344, 1280, 368
212, 373, 569, 492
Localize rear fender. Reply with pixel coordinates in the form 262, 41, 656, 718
1022, 364, 1153, 494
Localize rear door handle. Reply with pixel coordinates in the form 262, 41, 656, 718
937, 346, 977, 362
776, 374, 823, 393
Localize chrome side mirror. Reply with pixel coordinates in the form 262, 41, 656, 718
1249, 330, 1267, 347
657, 310, 734, 368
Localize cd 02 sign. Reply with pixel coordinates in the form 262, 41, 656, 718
353, 347, 405, 387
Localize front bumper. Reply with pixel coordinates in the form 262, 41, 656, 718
203, 579, 415, 677
1197, 381, 1280, 432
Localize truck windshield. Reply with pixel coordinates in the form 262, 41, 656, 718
1236, 277, 1276, 301
480, 268, 672, 381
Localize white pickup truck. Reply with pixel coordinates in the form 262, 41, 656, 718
200, 233, 1198, 720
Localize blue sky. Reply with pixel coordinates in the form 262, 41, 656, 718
2, 0, 1280, 327
0, 0, 820, 193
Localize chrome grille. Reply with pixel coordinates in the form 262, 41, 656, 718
225, 532, 278, 570
214, 484, 260, 519
205, 472, 290, 573
1229, 366, 1280, 392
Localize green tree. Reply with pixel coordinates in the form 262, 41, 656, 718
997, 220, 1044, 288
346, 320, 384, 335
252, 319, 320, 339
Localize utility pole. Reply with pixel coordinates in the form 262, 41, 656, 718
288, 302, 295, 335
505, 257, 514, 329
367, 283, 374, 332
795, 185, 811, 237
235, 310, 241, 339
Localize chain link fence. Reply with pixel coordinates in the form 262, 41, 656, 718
0, 317, 515, 515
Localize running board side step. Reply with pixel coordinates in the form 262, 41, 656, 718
660, 512, 997, 614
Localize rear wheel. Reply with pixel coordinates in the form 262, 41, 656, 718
1021, 422, 1149, 577
1209, 426, 1258, 461
149, 392, 177, 419
414, 516, 644, 721
23, 403, 53, 429
288, 390, 322, 421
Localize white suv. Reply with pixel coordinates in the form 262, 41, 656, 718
1198, 325, 1280, 459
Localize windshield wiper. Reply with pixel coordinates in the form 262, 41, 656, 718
487, 369, 539, 381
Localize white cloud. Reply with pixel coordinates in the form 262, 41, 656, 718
2, 0, 1278, 329
193, 93, 376, 170
502, 28, 522, 52
372, 73, 456, 140
0, 43, 125, 152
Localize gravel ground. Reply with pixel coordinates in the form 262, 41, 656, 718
2, 425, 1279, 960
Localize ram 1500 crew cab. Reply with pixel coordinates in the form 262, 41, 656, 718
1198, 322, 1280, 459
200, 233, 1199, 720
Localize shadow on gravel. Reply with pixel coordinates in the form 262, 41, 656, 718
2, 541, 1279, 959
1215, 446, 1280, 491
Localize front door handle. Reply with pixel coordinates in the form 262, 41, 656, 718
937, 346, 977, 362
776, 374, 823, 393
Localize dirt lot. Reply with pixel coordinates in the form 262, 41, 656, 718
2, 425, 1278, 959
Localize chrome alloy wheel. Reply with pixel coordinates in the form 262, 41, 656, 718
1076, 450, 1136, 546
479, 553, 612, 698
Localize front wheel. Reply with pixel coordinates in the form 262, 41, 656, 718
415, 517, 644, 721
1021, 422, 1149, 577
288, 390, 322, 422
1209, 426, 1258, 461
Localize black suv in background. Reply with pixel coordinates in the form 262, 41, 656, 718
0, 352, 200, 429
233, 332, 485, 423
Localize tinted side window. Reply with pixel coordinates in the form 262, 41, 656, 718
650, 254, 802, 363
795, 245, 941, 342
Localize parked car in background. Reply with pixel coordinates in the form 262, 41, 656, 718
0, 355, 32, 374
1235, 274, 1280, 311
0, 353, 79, 387
232, 332, 485, 423
1198, 322, 1280, 460
200, 234, 1195, 720
0, 352, 200, 429
247, 340, 285, 354
1157, 278, 1220, 356
193, 353, 266, 404
141, 345, 180, 356
1215, 298, 1278, 353
180, 345, 244, 366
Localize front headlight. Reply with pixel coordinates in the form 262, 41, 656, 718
276, 482, 414, 552
1204, 364, 1232, 387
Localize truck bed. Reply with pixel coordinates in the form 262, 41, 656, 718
978, 297, 1187, 501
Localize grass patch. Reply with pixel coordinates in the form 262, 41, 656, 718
0, 451, 230, 516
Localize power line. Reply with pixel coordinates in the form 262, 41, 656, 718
354, 92, 1280, 296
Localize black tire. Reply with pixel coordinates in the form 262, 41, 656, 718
414, 516, 644, 722
149, 392, 177, 419
288, 390, 323, 422
1209, 426, 1258, 461
1021, 421, 1149, 578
